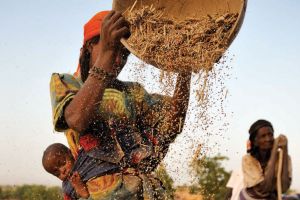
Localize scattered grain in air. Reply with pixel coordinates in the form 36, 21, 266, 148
123, 5, 236, 190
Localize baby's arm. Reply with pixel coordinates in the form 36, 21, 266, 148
70, 171, 89, 199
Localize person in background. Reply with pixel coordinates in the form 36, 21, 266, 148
239, 119, 292, 200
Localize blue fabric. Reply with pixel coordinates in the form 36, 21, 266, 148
62, 149, 120, 199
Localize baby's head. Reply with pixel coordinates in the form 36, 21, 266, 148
42, 143, 74, 181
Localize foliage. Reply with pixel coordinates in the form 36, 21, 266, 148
191, 154, 230, 200
155, 163, 176, 199
0, 185, 63, 200
189, 184, 200, 194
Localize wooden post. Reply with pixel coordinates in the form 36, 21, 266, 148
277, 148, 283, 200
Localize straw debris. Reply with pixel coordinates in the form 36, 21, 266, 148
124, 6, 238, 73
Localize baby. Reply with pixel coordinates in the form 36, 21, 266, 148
42, 143, 89, 199
42, 141, 154, 199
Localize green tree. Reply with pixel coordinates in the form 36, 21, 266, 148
155, 163, 176, 199
191, 154, 230, 200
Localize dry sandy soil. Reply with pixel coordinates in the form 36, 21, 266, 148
175, 187, 202, 200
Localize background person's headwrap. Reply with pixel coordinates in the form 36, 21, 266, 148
74, 11, 110, 78
247, 119, 274, 153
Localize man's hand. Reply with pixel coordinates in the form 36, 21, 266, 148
277, 134, 288, 149
273, 134, 288, 151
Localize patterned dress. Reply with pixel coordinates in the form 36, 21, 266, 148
50, 73, 176, 200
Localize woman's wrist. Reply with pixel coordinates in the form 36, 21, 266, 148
94, 53, 115, 73
89, 66, 116, 82
177, 72, 192, 82
95, 43, 119, 72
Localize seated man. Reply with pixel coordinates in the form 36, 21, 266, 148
239, 120, 292, 200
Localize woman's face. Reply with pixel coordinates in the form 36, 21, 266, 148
255, 126, 274, 151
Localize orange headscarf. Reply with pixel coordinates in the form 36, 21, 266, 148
75, 11, 110, 77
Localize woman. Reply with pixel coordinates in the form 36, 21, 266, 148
239, 119, 292, 200
50, 10, 191, 199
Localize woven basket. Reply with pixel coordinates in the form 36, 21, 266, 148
113, 0, 247, 72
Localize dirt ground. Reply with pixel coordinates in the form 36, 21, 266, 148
175, 187, 202, 200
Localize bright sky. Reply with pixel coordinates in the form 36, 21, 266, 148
0, 0, 299, 191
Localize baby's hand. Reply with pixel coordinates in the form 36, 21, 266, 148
70, 171, 84, 187
70, 171, 89, 198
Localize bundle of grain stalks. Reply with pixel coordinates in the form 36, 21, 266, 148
124, 5, 238, 73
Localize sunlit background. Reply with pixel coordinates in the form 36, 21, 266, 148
0, 0, 299, 191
